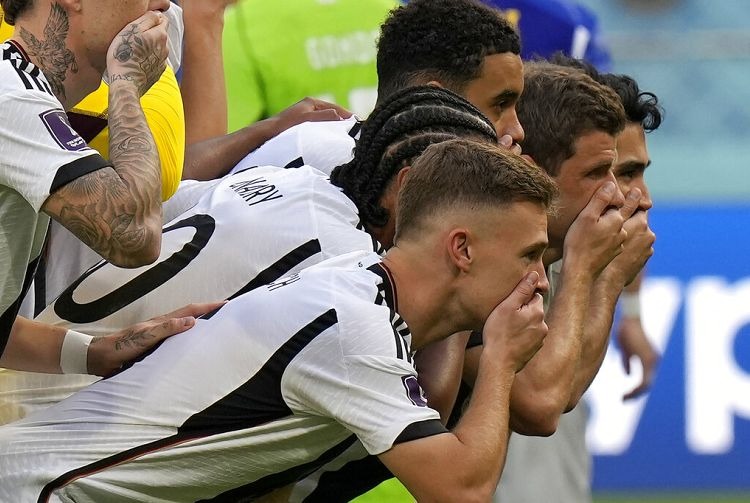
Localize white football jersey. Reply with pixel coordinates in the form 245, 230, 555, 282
0, 41, 109, 354
230, 116, 360, 176
0, 251, 444, 502
0, 165, 378, 424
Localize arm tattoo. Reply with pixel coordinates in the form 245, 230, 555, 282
19, 3, 77, 101
44, 86, 161, 265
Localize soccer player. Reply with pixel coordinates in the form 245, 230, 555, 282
0, 0, 213, 375
0, 139, 555, 503
0, 86, 498, 423
495, 57, 663, 503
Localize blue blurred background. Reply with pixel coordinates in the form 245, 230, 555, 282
574, 0, 750, 496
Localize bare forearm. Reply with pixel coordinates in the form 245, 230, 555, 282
383, 350, 516, 502
0, 317, 66, 373
181, 10, 228, 144
182, 119, 278, 180
508, 267, 592, 435
568, 274, 622, 404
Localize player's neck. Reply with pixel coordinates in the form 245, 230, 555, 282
13, 8, 100, 109
382, 247, 464, 351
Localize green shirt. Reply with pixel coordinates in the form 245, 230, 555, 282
223, 0, 398, 132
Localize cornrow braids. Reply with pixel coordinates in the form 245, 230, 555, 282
330, 85, 497, 229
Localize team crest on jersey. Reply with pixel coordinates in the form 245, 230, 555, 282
402, 375, 428, 407
39, 110, 88, 151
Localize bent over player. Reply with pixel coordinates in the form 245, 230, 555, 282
0, 139, 555, 502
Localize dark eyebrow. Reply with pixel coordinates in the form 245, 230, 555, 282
492, 90, 520, 106
615, 160, 651, 173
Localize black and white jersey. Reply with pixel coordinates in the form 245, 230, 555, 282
230, 116, 360, 176
0, 41, 109, 354
0, 251, 445, 502
0, 165, 379, 424
161, 117, 360, 237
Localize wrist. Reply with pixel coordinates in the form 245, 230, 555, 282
60, 330, 93, 374
619, 291, 641, 319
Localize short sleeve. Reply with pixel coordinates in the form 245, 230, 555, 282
283, 305, 445, 455
0, 89, 109, 211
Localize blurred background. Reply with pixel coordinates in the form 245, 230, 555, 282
577, 0, 750, 500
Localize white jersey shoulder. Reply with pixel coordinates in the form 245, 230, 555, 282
230, 117, 360, 176
0, 251, 443, 502
0, 41, 108, 353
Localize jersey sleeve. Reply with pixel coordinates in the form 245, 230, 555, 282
0, 89, 109, 211
223, 4, 265, 132
283, 304, 446, 455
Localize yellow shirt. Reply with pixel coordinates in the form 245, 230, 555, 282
0, 9, 13, 41
1, 7, 184, 200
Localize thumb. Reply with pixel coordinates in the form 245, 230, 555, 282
620, 188, 642, 220
508, 271, 540, 308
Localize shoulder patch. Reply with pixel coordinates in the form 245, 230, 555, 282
39, 109, 89, 151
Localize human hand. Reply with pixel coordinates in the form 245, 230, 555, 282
267, 97, 354, 138
86, 301, 225, 376
600, 189, 655, 288
616, 316, 659, 400
482, 272, 547, 372
107, 11, 169, 96
563, 181, 627, 280
499, 134, 522, 156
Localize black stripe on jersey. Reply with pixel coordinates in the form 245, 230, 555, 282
28, 65, 53, 94
348, 120, 363, 139
49, 153, 111, 193
284, 156, 305, 169
2, 41, 50, 94
0, 256, 40, 354
198, 436, 358, 502
38, 309, 340, 502
366, 263, 396, 312
180, 308, 338, 432
394, 419, 448, 445
303, 455, 393, 503
225, 239, 322, 301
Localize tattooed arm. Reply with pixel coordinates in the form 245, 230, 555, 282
41, 11, 170, 267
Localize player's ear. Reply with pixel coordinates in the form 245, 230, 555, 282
447, 228, 472, 274
395, 166, 411, 191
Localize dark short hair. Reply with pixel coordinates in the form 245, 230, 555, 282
331, 85, 498, 231
1, 0, 32, 25
549, 53, 664, 131
395, 139, 557, 242
376, 0, 520, 102
518, 62, 627, 175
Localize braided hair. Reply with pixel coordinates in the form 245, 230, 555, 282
330, 85, 497, 229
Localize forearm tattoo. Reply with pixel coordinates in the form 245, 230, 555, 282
47, 84, 160, 264
19, 3, 78, 101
